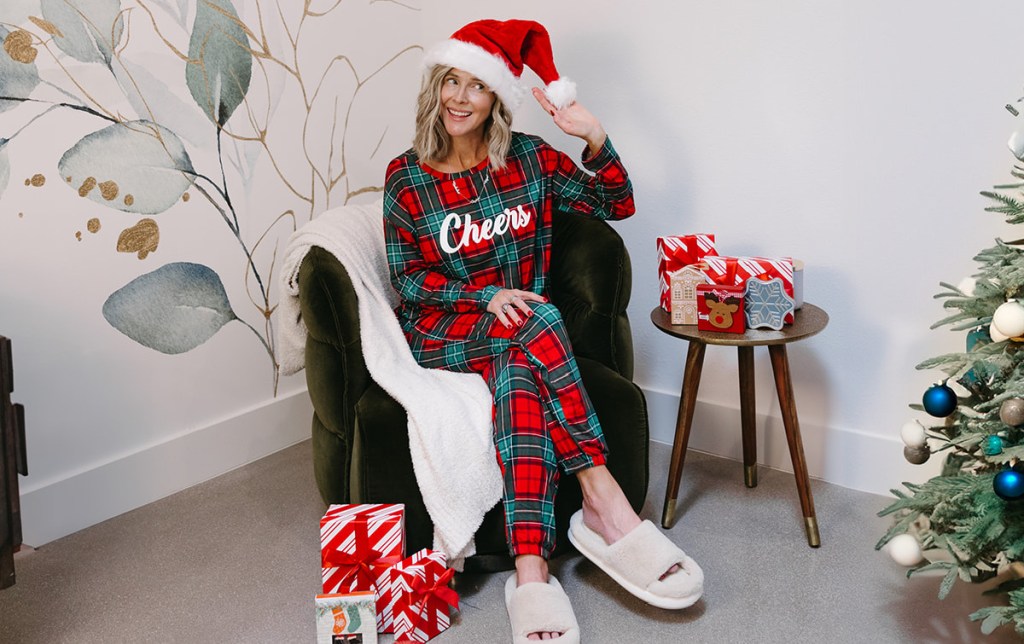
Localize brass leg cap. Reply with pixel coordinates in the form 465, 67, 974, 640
805, 516, 821, 547
662, 498, 677, 529
744, 464, 758, 488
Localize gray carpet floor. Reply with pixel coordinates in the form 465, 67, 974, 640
0, 439, 1018, 643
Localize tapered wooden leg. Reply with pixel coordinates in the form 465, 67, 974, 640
738, 346, 757, 488
768, 344, 820, 547
663, 341, 706, 529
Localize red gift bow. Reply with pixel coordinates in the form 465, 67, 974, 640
395, 567, 459, 643
322, 521, 402, 590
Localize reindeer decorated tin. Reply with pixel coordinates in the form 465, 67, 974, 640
696, 283, 745, 334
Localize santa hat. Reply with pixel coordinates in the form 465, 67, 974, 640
423, 19, 576, 111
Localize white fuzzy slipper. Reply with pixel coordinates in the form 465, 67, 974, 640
567, 510, 703, 609
504, 573, 581, 644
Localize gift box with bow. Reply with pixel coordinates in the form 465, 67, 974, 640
391, 549, 459, 643
320, 504, 405, 631
702, 255, 795, 323
657, 234, 717, 311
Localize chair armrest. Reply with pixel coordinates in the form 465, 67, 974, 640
549, 211, 634, 380
298, 246, 372, 500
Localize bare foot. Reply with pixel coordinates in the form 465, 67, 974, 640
578, 465, 683, 580
516, 554, 567, 640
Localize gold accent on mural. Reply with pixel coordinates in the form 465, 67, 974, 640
78, 176, 97, 197
26, 174, 45, 187
117, 218, 159, 260
75, 231, 82, 241
124, 194, 135, 206
99, 180, 119, 200
182, 192, 190, 202
3, 30, 37, 64
28, 17, 64, 38
87, 218, 101, 233
66, 176, 72, 182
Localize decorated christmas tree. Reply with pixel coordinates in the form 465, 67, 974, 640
877, 98, 1024, 637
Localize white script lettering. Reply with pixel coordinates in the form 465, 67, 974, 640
439, 204, 533, 254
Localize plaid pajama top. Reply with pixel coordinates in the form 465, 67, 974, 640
384, 132, 635, 356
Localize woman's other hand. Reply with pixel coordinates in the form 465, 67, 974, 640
532, 87, 607, 157
487, 288, 546, 329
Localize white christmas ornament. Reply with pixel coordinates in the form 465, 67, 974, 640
991, 324, 1010, 343
957, 277, 977, 297
900, 420, 928, 449
887, 533, 924, 566
1010, 130, 1024, 161
993, 301, 1024, 338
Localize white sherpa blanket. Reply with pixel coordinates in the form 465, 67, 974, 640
277, 199, 502, 567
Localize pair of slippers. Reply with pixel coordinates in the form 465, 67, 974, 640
504, 510, 704, 643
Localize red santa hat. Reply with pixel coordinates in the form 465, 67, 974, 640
423, 19, 577, 111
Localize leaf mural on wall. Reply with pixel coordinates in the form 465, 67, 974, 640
103, 262, 238, 354
186, 0, 252, 126
40, 0, 123, 66
58, 120, 195, 215
0, 27, 41, 113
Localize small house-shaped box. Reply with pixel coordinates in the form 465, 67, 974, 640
669, 265, 708, 325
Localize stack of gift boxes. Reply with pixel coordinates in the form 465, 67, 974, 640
316, 504, 459, 644
657, 235, 804, 334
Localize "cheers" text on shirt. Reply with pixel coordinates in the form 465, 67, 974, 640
439, 204, 533, 254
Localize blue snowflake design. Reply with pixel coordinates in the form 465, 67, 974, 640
744, 277, 795, 330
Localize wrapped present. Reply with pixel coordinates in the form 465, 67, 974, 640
669, 265, 708, 325
316, 592, 378, 644
744, 277, 795, 330
697, 283, 745, 334
657, 234, 717, 311
321, 504, 405, 631
391, 549, 459, 643
702, 255, 795, 323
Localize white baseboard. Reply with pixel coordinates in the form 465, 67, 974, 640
19, 390, 313, 547
641, 386, 943, 499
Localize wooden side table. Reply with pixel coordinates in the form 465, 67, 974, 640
650, 303, 829, 547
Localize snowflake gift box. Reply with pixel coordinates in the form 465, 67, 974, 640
390, 549, 459, 643
320, 503, 405, 632
657, 234, 717, 311
702, 255, 795, 323
697, 283, 745, 334
315, 592, 378, 644
744, 277, 795, 330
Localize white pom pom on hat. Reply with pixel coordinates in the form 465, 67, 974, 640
423, 19, 577, 111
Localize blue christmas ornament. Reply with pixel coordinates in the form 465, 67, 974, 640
984, 435, 1004, 456
922, 383, 958, 417
994, 469, 1024, 501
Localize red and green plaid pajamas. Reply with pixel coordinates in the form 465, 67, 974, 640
384, 132, 635, 558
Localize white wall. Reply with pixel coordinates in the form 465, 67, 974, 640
3, 1, 1024, 546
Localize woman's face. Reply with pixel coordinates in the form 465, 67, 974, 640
439, 68, 495, 141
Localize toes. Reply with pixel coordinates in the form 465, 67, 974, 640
658, 563, 682, 581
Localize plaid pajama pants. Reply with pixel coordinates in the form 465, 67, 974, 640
405, 302, 608, 559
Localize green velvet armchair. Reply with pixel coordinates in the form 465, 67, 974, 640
298, 209, 649, 572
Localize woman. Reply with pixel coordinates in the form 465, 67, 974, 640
384, 19, 703, 643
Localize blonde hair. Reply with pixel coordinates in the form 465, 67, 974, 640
413, 64, 513, 171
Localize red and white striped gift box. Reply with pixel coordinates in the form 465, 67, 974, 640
391, 549, 457, 643
702, 255, 795, 323
320, 504, 405, 631
657, 235, 717, 311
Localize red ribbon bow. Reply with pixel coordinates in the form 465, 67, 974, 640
322, 522, 402, 590
395, 566, 459, 642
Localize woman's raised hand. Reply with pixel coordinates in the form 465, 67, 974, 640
487, 288, 546, 329
532, 87, 607, 156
